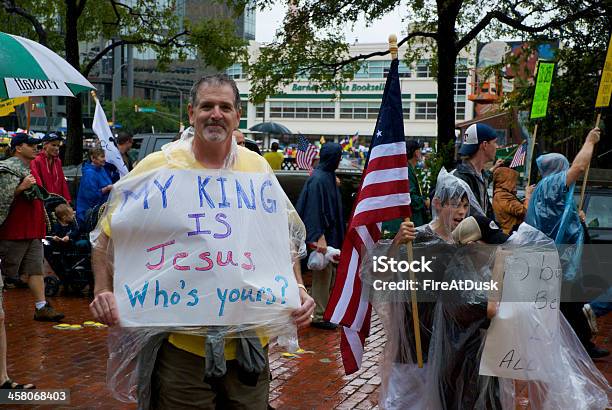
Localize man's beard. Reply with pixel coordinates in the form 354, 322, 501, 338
202, 122, 228, 142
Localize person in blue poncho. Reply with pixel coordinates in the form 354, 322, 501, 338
525, 127, 608, 358
296, 143, 344, 330
76, 148, 113, 227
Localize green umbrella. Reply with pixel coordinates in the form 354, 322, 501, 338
0, 31, 95, 99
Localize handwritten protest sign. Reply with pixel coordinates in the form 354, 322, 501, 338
530, 62, 555, 119
595, 35, 612, 108
479, 250, 561, 381
110, 169, 299, 327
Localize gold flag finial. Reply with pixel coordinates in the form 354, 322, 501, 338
389, 34, 398, 60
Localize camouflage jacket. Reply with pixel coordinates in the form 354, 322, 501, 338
0, 156, 49, 226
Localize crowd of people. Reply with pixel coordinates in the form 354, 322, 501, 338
0, 72, 609, 407
0, 128, 136, 390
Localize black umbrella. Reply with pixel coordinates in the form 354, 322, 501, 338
249, 122, 292, 135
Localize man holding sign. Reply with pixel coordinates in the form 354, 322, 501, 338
89, 74, 315, 408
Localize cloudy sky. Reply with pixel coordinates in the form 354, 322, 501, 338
255, 5, 407, 44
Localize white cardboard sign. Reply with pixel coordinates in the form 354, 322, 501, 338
479, 250, 562, 381
110, 168, 299, 327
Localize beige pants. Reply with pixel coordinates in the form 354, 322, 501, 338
311, 264, 336, 322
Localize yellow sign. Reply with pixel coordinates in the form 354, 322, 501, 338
595, 35, 612, 108
0, 97, 28, 117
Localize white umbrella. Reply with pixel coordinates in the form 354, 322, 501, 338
0, 31, 95, 98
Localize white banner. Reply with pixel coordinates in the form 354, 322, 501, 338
479, 250, 562, 381
110, 168, 299, 327
92, 99, 128, 177
4, 77, 73, 98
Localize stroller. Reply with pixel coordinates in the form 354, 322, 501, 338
42, 195, 93, 297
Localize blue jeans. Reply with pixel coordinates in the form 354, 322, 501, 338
590, 287, 612, 317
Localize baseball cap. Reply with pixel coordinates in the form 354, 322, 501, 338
406, 139, 424, 158
10, 133, 40, 149
452, 215, 508, 244
459, 123, 497, 156
41, 132, 64, 144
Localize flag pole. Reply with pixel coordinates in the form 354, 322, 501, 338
526, 123, 538, 187
579, 113, 601, 211
26, 97, 31, 132
390, 32, 424, 368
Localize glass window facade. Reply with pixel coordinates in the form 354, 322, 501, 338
340, 102, 379, 119
402, 102, 410, 120
243, 1, 256, 40
416, 59, 432, 78
226, 63, 243, 79
455, 101, 466, 120
354, 60, 411, 79
269, 101, 335, 119
454, 58, 469, 98
255, 103, 265, 118
415, 101, 437, 120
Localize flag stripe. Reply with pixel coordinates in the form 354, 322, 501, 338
340, 327, 360, 374
353, 193, 411, 218
351, 205, 412, 228
366, 153, 409, 173
362, 167, 409, 188
369, 141, 406, 161
329, 245, 362, 323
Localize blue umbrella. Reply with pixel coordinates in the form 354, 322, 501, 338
249, 121, 292, 135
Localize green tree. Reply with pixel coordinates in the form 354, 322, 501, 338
244, 0, 609, 167
102, 97, 181, 135
499, 12, 611, 167
0, 0, 247, 164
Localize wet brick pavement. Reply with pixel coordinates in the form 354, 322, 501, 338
3, 287, 610, 409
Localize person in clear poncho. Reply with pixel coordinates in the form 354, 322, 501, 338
88, 75, 315, 409
525, 128, 606, 358
364, 168, 490, 409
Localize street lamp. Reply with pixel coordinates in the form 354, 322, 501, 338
112, 63, 128, 129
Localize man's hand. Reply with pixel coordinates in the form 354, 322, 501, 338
579, 210, 586, 224
89, 291, 119, 326
61, 236, 69, 242
16, 174, 36, 193
424, 198, 431, 209
316, 235, 327, 254
291, 287, 315, 329
393, 220, 416, 245
586, 127, 600, 145
52, 236, 61, 242
101, 184, 113, 194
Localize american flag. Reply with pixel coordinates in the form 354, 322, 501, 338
296, 134, 318, 170
510, 142, 527, 168
324, 59, 411, 374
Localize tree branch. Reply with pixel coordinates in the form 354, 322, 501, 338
319, 31, 438, 69
457, 4, 604, 51
1, 0, 48, 46
82, 31, 189, 76
76, 0, 88, 18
